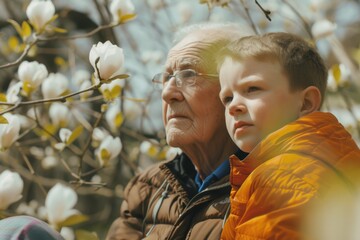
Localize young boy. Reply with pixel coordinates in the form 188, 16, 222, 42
218, 32, 360, 240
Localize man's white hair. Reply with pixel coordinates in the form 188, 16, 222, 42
172, 22, 254, 45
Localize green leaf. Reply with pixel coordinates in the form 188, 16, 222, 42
75, 229, 99, 240
114, 112, 124, 128
8, 36, 20, 52
331, 64, 341, 85
60, 214, 89, 227
0, 115, 9, 124
107, 74, 130, 82
7, 19, 22, 37
53, 27, 68, 33
67, 125, 83, 145
21, 21, 32, 40
110, 85, 122, 99
120, 14, 137, 23
0, 93, 7, 102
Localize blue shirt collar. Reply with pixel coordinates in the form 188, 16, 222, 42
194, 149, 248, 192
195, 159, 230, 192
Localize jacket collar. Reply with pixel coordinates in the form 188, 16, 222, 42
229, 112, 355, 186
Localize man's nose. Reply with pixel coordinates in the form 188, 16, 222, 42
162, 77, 184, 103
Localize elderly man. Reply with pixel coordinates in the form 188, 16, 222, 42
106, 23, 251, 240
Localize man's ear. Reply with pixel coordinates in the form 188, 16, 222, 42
300, 86, 321, 116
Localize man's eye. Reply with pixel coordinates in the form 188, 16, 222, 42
180, 71, 196, 78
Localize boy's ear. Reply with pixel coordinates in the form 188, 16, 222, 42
300, 86, 321, 116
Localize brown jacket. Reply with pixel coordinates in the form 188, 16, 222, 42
106, 153, 232, 240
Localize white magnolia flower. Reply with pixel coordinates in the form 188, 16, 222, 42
79, 80, 93, 100
100, 78, 125, 101
311, 19, 336, 39
0, 170, 24, 210
26, 0, 55, 32
43, 146, 58, 169
89, 41, 124, 81
205, 0, 231, 9
0, 113, 20, 151
26, 107, 41, 120
42, 73, 69, 99
49, 102, 71, 127
92, 127, 110, 142
73, 69, 91, 86
327, 64, 351, 92
147, 0, 164, 10
6, 82, 22, 103
178, 2, 193, 24
96, 135, 122, 166
110, 0, 135, 23
105, 100, 123, 132
45, 183, 80, 228
166, 147, 182, 160
60, 227, 75, 240
140, 50, 164, 64
59, 128, 72, 143
18, 61, 48, 95
139, 140, 159, 157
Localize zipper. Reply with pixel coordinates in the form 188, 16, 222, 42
166, 182, 231, 239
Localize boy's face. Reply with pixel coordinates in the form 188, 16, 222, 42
219, 57, 305, 152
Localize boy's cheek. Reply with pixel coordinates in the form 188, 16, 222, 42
225, 116, 234, 134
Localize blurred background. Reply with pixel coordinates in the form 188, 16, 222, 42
0, 0, 359, 239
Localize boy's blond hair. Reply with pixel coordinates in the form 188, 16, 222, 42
218, 32, 328, 107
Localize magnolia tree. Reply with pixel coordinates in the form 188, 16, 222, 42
0, 0, 359, 239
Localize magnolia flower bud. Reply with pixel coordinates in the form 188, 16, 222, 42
79, 80, 93, 100
0, 113, 20, 151
73, 69, 91, 86
110, 0, 135, 23
45, 183, 80, 228
26, 0, 55, 32
49, 102, 70, 127
311, 19, 336, 40
60, 227, 75, 240
178, 2, 192, 24
89, 41, 124, 81
41, 73, 69, 99
59, 128, 72, 143
147, 0, 164, 10
18, 61, 48, 96
96, 135, 122, 166
0, 170, 24, 210
6, 82, 22, 103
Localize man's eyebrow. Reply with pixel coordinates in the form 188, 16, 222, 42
166, 59, 200, 72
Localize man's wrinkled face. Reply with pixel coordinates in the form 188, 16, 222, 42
161, 33, 227, 148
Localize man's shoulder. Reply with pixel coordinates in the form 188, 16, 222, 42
126, 156, 181, 189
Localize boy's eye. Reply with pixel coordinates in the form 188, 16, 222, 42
247, 86, 260, 93
221, 96, 233, 106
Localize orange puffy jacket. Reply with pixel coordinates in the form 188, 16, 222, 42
221, 112, 360, 240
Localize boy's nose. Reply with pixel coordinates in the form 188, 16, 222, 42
229, 99, 246, 116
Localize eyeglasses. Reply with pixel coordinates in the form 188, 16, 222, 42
151, 69, 218, 90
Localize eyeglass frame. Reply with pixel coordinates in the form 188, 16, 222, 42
151, 69, 219, 90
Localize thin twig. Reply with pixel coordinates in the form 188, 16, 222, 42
0, 82, 101, 115
281, 0, 313, 38
77, 110, 104, 178
240, 0, 259, 35
255, 0, 271, 21
0, 41, 38, 69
